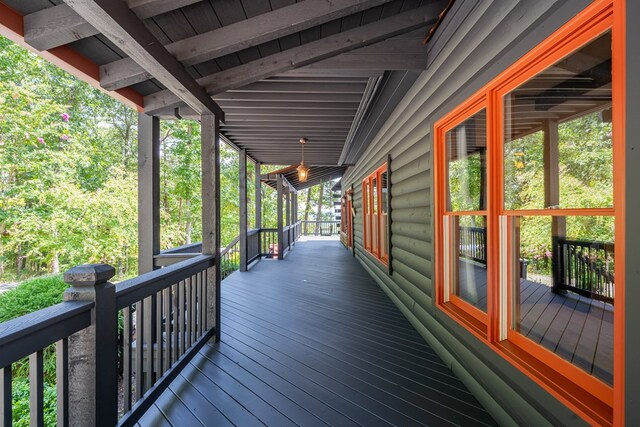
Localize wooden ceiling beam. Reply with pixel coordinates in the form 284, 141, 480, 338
100, 0, 394, 90
24, 0, 200, 51
63, 0, 223, 119
144, 3, 445, 115
213, 92, 364, 103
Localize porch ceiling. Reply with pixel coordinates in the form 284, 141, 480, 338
263, 166, 347, 192
4, 0, 449, 165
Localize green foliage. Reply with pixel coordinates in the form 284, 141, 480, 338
0, 275, 67, 322
11, 378, 57, 427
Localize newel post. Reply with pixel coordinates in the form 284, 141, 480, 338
63, 264, 118, 427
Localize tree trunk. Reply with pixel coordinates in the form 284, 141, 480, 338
185, 199, 192, 244
51, 252, 60, 274
315, 182, 324, 235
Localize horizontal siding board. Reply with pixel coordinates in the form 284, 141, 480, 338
391, 207, 430, 224
391, 234, 430, 260
391, 221, 429, 241
390, 189, 430, 210
391, 152, 430, 182
391, 171, 429, 196
392, 262, 433, 300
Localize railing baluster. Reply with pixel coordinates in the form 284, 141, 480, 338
172, 283, 179, 364
162, 288, 171, 374
56, 338, 69, 427
190, 275, 197, 345
186, 277, 192, 348
178, 280, 185, 356
143, 296, 153, 391
29, 350, 44, 427
155, 292, 163, 381
197, 272, 203, 338
135, 301, 144, 401
123, 306, 132, 411
1, 366, 11, 427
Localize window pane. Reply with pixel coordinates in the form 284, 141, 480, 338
448, 215, 487, 312
372, 178, 378, 253
510, 215, 614, 385
446, 109, 487, 212
381, 170, 388, 259
504, 32, 612, 210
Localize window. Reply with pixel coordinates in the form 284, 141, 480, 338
434, 2, 622, 425
363, 163, 388, 265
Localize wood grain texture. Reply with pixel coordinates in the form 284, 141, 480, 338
64, 0, 223, 117
143, 4, 444, 114
100, 0, 396, 90
24, 0, 200, 51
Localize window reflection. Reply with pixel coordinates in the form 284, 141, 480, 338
446, 109, 487, 212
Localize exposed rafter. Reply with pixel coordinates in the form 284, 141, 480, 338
62, 0, 224, 119
99, 0, 395, 91
144, 3, 444, 115
23, 0, 201, 51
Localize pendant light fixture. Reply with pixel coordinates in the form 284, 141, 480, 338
297, 137, 310, 182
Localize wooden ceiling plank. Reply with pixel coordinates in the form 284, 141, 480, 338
63, 0, 223, 118
24, 0, 201, 51
144, 3, 444, 114
100, 0, 394, 90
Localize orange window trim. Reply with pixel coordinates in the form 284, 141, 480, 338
433, 1, 622, 425
362, 163, 389, 266
435, 95, 491, 330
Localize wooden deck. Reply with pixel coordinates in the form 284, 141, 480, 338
139, 240, 496, 426
457, 261, 613, 385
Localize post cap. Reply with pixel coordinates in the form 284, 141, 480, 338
64, 264, 115, 286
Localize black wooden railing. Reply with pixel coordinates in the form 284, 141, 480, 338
459, 226, 487, 264
220, 236, 240, 280
0, 300, 93, 426
0, 255, 217, 427
302, 220, 340, 236
553, 238, 614, 303
247, 228, 261, 265
116, 256, 215, 425
259, 228, 278, 258
459, 226, 527, 279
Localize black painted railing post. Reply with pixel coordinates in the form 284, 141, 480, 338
551, 236, 562, 294
63, 264, 118, 427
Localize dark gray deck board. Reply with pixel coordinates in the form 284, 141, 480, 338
146, 240, 496, 426
459, 262, 613, 385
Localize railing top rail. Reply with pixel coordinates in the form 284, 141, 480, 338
0, 300, 94, 368
260, 228, 278, 232
301, 220, 340, 223
160, 242, 203, 254
559, 238, 615, 251
115, 254, 214, 309
247, 228, 260, 237
221, 236, 240, 257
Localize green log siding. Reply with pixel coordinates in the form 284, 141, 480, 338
342, 0, 598, 425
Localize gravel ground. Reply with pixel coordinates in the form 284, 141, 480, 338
0, 282, 18, 294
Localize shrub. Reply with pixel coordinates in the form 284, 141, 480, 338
11, 378, 57, 427
0, 275, 68, 323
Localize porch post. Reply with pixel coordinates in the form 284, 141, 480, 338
543, 119, 566, 293
285, 184, 291, 249
64, 264, 117, 427
239, 149, 248, 271
277, 174, 284, 260
201, 114, 221, 341
137, 113, 160, 274
255, 162, 262, 229
292, 191, 297, 242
